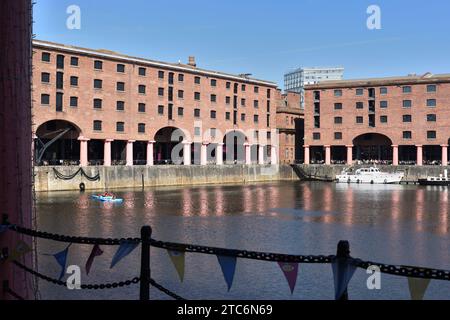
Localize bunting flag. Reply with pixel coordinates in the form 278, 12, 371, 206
217, 255, 237, 291
167, 250, 185, 282
52, 244, 71, 281
8, 240, 32, 261
332, 258, 357, 300
408, 277, 431, 300
110, 241, 139, 269
85, 244, 104, 275
278, 262, 299, 294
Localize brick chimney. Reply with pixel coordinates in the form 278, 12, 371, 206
188, 56, 196, 67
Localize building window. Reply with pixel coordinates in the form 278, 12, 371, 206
427, 131, 437, 139
226, 97, 231, 105
242, 84, 246, 92
178, 90, 184, 99
194, 92, 200, 100
42, 52, 51, 62
194, 109, 200, 118
241, 98, 246, 107
380, 115, 388, 123
56, 93, 63, 112
94, 60, 103, 70
241, 113, 246, 122
403, 131, 412, 139
356, 88, 364, 96
70, 76, 78, 86
70, 57, 79, 66
117, 82, 125, 92
313, 133, 321, 140
117, 64, 125, 73
56, 55, 65, 69
158, 71, 164, 79
168, 73, 174, 84
194, 76, 201, 84
254, 100, 259, 108
380, 87, 388, 95
56, 72, 64, 89
403, 100, 412, 108
138, 103, 146, 113
94, 79, 102, 89
334, 89, 342, 97
267, 101, 271, 113
427, 99, 436, 107
93, 99, 102, 109
226, 82, 231, 89
210, 110, 217, 119
254, 86, 259, 93
211, 94, 217, 103
70, 97, 78, 107
41, 94, 50, 105
356, 116, 363, 124
334, 132, 343, 140
93, 120, 102, 131
225, 112, 231, 120
254, 115, 259, 123
41, 72, 50, 83
116, 101, 125, 111
427, 84, 437, 93
138, 123, 146, 133
158, 88, 164, 96
211, 79, 217, 87
403, 86, 412, 93
178, 74, 184, 82
138, 85, 146, 94
194, 127, 201, 136
427, 114, 436, 122
403, 115, 412, 122
178, 107, 184, 116
158, 105, 164, 115
356, 102, 364, 109
138, 67, 146, 76
334, 117, 343, 124
116, 122, 125, 132
267, 89, 271, 99
334, 103, 343, 110
380, 101, 388, 108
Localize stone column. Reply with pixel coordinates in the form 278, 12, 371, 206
183, 141, 191, 165
104, 139, 113, 167
346, 145, 353, 166
392, 145, 399, 166
79, 137, 89, 167
201, 142, 209, 165
304, 145, 310, 165
147, 141, 155, 166
325, 145, 331, 165
216, 143, 224, 165
442, 145, 448, 166
126, 140, 135, 166
258, 145, 265, 165
271, 145, 278, 165
244, 143, 251, 165
416, 145, 423, 166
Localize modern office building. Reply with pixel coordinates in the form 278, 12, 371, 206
32, 40, 282, 167
284, 67, 344, 108
303, 73, 450, 166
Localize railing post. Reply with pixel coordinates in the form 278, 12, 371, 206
139, 226, 152, 301
336, 240, 350, 300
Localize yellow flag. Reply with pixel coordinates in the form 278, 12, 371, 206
167, 250, 185, 282
408, 277, 431, 300
8, 240, 32, 261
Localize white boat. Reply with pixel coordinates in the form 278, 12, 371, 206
418, 170, 450, 186
336, 167, 404, 184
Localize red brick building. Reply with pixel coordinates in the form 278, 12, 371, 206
32, 40, 282, 167
304, 73, 450, 166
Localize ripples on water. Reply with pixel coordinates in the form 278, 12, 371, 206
36, 181, 450, 300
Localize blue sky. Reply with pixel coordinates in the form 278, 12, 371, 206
33, 0, 450, 88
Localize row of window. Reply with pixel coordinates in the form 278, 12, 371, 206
334, 114, 437, 124
331, 84, 438, 97
93, 121, 146, 133
41, 52, 269, 96
313, 131, 438, 141
331, 99, 437, 110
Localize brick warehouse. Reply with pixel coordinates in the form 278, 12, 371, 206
32, 40, 303, 167
304, 73, 450, 166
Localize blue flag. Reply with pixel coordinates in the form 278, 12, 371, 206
53, 245, 71, 281
332, 257, 357, 300
217, 255, 237, 291
0, 225, 9, 234
110, 241, 139, 269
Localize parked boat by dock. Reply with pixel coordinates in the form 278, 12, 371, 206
336, 167, 404, 184
418, 170, 450, 186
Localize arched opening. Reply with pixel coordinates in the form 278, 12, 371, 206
35, 120, 81, 166
154, 127, 186, 165
223, 131, 248, 164
353, 133, 393, 164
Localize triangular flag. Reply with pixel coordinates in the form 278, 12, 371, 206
85, 244, 104, 275
53, 245, 71, 281
278, 262, 299, 294
332, 258, 357, 300
408, 277, 431, 300
8, 240, 32, 261
167, 250, 185, 282
217, 255, 237, 291
110, 241, 139, 269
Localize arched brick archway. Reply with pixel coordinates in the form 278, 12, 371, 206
352, 133, 393, 164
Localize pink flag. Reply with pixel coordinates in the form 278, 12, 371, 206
278, 262, 299, 294
85, 244, 104, 275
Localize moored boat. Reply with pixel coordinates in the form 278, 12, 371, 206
418, 170, 450, 186
336, 167, 404, 184
91, 194, 124, 203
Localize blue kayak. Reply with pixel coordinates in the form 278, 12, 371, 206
91, 195, 124, 203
